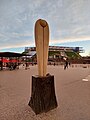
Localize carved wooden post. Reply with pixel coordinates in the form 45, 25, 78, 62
28, 19, 57, 114
35, 19, 49, 76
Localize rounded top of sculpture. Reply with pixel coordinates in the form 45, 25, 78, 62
40, 19, 47, 27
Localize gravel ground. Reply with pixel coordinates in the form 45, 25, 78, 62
0, 65, 90, 120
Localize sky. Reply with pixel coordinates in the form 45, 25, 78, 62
0, 0, 90, 56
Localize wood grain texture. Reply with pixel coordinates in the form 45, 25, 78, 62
28, 75, 58, 114
35, 19, 49, 76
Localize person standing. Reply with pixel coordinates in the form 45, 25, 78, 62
0, 60, 3, 70
64, 60, 68, 70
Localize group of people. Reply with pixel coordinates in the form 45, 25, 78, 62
0, 62, 19, 71
7, 63, 18, 70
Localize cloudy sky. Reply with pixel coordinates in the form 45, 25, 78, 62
0, 0, 90, 56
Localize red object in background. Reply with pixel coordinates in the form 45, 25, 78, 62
2, 59, 9, 63
10, 59, 18, 63
1, 59, 19, 63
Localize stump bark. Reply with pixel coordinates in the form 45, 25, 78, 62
28, 75, 58, 114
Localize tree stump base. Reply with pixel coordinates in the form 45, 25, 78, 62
28, 75, 58, 114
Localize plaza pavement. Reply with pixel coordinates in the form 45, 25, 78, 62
0, 65, 90, 120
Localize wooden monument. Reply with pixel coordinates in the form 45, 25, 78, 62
28, 19, 57, 114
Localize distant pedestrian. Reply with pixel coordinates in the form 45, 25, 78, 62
69, 62, 71, 66
64, 60, 68, 70
54, 62, 55, 66
25, 62, 28, 70
0, 60, 3, 70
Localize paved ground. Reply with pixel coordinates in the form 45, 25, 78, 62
0, 65, 90, 120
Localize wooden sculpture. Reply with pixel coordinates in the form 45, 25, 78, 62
28, 19, 57, 114
35, 19, 49, 76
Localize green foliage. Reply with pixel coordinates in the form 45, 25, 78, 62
65, 51, 81, 59
22, 51, 28, 54
49, 51, 60, 56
